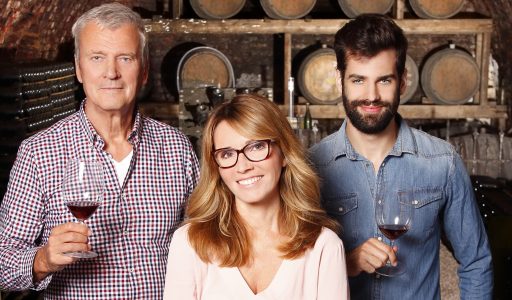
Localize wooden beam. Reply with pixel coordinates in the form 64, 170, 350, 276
284, 33, 292, 110
144, 19, 493, 35
285, 104, 508, 119
139, 102, 508, 120
479, 32, 492, 105
172, 0, 182, 19
393, 0, 405, 20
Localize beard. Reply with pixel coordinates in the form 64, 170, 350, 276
342, 90, 400, 134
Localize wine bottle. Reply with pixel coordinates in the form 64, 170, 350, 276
303, 103, 312, 129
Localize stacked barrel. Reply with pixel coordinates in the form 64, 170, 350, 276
183, 0, 474, 105
0, 62, 78, 199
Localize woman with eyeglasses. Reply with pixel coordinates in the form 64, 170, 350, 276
163, 94, 348, 299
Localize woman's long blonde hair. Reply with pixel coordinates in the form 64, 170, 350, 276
186, 94, 338, 267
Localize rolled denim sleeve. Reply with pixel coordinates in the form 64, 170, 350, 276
0, 142, 52, 291
443, 153, 493, 299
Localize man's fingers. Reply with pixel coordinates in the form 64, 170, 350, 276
59, 242, 92, 255
51, 222, 89, 235
362, 238, 398, 270
348, 238, 402, 276
388, 245, 398, 265
50, 231, 90, 244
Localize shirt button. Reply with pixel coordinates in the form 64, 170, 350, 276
128, 268, 135, 273
338, 207, 344, 212
375, 274, 381, 279
412, 200, 419, 205
377, 236, 382, 241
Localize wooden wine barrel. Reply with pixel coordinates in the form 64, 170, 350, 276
297, 47, 342, 105
337, 0, 394, 18
161, 43, 235, 98
177, 47, 235, 92
260, 0, 316, 19
420, 46, 479, 105
190, 0, 246, 19
409, 0, 465, 19
400, 54, 419, 104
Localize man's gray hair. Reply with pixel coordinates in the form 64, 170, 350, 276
71, 2, 148, 68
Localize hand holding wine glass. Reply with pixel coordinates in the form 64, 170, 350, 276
375, 198, 412, 276
62, 158, 104, 258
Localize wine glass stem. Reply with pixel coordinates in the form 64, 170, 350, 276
390, 239, 397, 265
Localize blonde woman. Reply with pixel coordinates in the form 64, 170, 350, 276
164, 94, 348, 299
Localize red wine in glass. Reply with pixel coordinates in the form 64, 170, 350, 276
378, 224, 409, 240
66, 201, 100, 221
375, 199, 412, 277
62, 159, 104, 259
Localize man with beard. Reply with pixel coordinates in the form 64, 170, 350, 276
310, 14, 493, 299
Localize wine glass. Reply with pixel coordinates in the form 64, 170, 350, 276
62, 158, 104, 258
375, 198, 412, 276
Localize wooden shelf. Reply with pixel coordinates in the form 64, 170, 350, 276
139, 103, 507, 120
145, 3, 502, 127
144, 18, 492, 35
145, 17, 493, 110
287, 104, 508, 119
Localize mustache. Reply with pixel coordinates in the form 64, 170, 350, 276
351, 99, 390, 107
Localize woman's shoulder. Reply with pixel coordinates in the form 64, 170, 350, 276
314, 227, 344, 250
175, 223, 191, 233
169, 223, 209, 269
170, 223, 193, 249
173, 223, 190, 237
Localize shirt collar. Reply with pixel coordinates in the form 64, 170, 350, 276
331, 114, 417, 161
78, 99, 143, 152
389, 115, 417, 156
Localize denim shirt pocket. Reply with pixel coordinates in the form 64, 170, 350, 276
398, 188, 443, 234
323, 193, 358, 244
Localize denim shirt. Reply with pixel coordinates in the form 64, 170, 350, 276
310, 117, 493, 300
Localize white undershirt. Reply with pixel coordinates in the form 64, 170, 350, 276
111, 151, 133, 187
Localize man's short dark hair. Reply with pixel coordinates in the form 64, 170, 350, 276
334, 14, 408, 79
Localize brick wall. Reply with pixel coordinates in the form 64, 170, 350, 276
0, 0, 151, 62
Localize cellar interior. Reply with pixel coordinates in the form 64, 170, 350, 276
1, 0, 512, 299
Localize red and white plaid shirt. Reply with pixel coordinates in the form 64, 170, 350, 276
0, 100, 199, 299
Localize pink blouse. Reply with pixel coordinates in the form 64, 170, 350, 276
163, 225, 349, 299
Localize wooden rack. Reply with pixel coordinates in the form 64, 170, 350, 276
143, 0, 507, 124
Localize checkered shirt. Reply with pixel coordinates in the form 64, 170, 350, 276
0, 100, 200, 299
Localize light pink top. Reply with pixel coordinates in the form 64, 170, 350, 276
163, 225, 349, 300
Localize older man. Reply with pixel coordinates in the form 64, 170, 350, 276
0, 3, 199, 299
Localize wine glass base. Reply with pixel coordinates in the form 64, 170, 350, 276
375, 261, 406, 277
63, 250, 98, 259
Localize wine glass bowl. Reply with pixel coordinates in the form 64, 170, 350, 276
62, 158, 104, 258
375, 199, 412, 276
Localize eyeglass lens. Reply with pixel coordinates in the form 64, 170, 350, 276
214, 140, 270, 168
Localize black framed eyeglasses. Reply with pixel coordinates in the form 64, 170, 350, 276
213, 139, 272, 169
